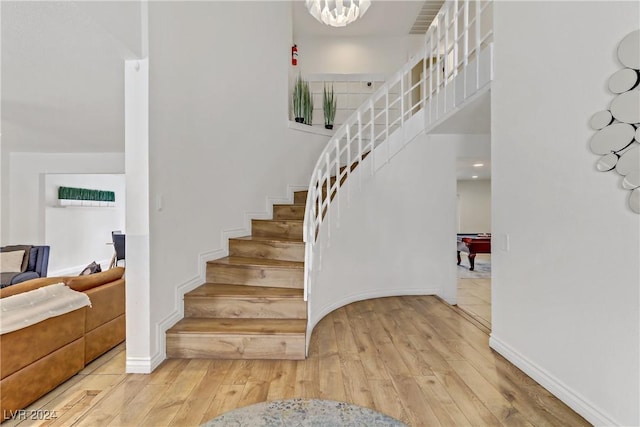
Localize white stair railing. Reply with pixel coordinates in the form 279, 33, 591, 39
303, 0, 494, 301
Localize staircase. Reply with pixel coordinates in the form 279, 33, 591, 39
165, 0, 493, 361
166, 190, 308, 360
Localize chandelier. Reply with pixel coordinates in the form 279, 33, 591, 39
305, 0, 371, 27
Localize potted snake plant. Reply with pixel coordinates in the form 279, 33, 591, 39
303, 81, 313, 126
293, 74, 306, 123
323, 84, 337, 129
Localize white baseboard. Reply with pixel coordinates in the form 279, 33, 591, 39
489, 334, 620, 427
146, 184, 309, 372
125, 352, 164, 374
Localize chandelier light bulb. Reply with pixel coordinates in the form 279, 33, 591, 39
306, 0, 371, 27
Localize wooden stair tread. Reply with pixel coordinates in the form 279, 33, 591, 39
186, 283, 303, 298
253, 219, 303, 224
167, 318, 306, 335
207, 256, 303, 269
231, 235, 303, 243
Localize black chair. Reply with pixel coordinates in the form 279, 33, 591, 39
111, 232, 125, 268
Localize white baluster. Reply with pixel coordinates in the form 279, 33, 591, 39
476, 0, 481, 90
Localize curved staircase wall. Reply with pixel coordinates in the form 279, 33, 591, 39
306, 131, 458, 343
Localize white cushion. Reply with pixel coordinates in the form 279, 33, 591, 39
0, 250, 25, 273
0, 283, 91, 334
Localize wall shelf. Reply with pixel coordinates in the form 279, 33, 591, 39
57, 200, 117, 208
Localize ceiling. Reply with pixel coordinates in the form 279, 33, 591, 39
409, 0, 446, 34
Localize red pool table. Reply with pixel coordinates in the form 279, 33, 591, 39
457, 234, 491, 271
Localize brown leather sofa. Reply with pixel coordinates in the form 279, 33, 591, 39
0, 267, 125, 420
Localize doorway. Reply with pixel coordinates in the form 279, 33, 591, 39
456, 156, 491, 329
430, 90, 492, 329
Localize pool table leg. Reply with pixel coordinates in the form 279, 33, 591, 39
457, 251, 461, 265
469, 253, 476, 271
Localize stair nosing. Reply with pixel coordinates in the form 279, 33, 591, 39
167, 318, 306, 335
186, 284, 304, 299
207, 256, 304, 269
168, 331, 306, 337
229, 236, 303, 244
252, 219, 303, 223
185, 294, 304, 300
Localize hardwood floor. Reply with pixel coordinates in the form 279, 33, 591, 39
457, 278, 491, 329
3, 296, 588, 427
457, 253, 492, 330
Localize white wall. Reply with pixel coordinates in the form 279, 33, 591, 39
308, 131, 458, 339
44, 173, 125, 275
457, 179, 491, 233
1, 143, 6, 245
0, 4, 3, 245
6, 152, 125, 243
146, 2, 327, 368
294, 35, 423, 76
74, 1, 143, 58
491, 2, 639, 425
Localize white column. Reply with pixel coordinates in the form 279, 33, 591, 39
124, 58, 153, 373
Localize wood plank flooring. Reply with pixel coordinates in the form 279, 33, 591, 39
457, 278, 491, 329
3, 296, 588, 427
457, 253, 492, 329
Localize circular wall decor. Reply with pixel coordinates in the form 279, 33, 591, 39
622, 170, 640, 190
596, 153, 619, 171
610, 90, 640, 124
618, 30, 640, 69
589, 110, 613, 130
589, 29, 640, 214
615, 144, 640, 176
589, 122, 635, 154
608, 68, 639, 93
630, 188, 640, 214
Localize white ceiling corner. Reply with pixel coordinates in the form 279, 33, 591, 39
1, 1, 142, 153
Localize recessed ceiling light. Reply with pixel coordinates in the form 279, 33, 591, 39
472, 175, 479, 179
473, 163, 484, 167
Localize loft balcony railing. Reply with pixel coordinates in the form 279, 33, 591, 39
302, 0, 494, 301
